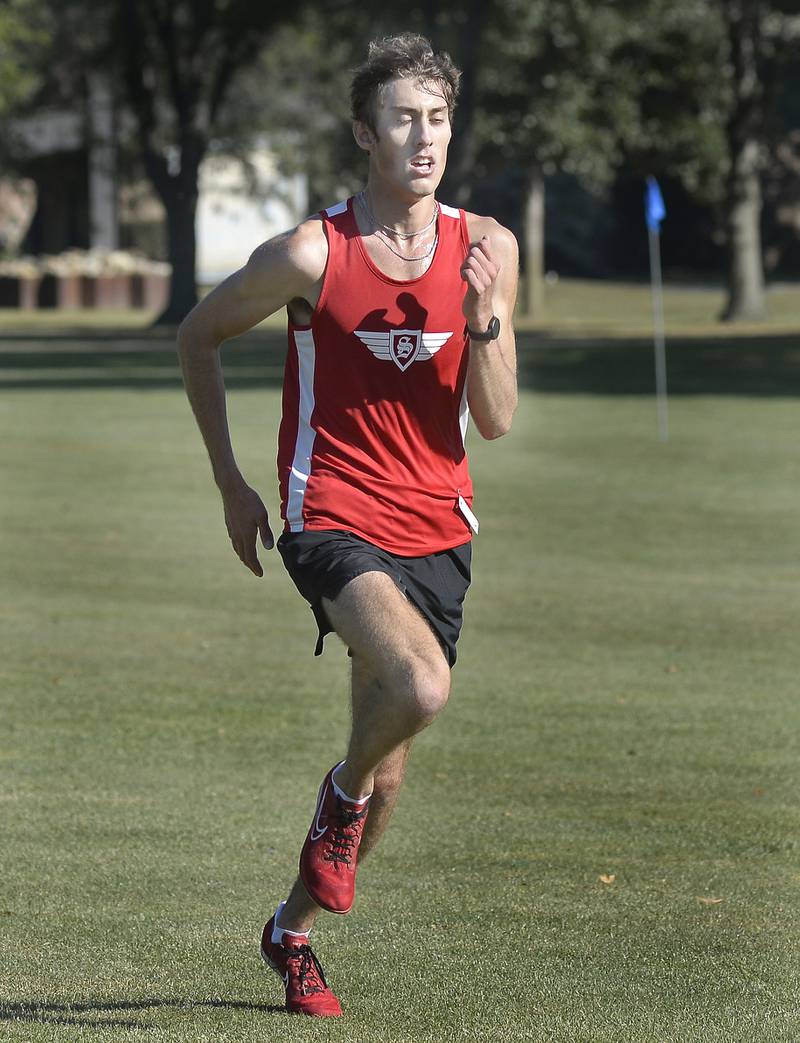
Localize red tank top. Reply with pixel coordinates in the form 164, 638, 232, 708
277, 196, 474, 556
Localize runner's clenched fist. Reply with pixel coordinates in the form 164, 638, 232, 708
460, 235, 500, 329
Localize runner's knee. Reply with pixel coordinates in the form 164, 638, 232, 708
395, 653, 450, 726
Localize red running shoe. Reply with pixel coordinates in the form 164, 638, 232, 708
260, 913, 342, 1017
299, 763, 370, 914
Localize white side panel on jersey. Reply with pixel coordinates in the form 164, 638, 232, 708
287, 329, 317, 530
459, 376, 470, 445
439, 203, 460, 219
325, 199, 348, 217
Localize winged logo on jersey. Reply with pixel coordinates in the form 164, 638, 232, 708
354, 329, 453, 372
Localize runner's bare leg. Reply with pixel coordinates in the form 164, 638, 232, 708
277, 572, 449, 933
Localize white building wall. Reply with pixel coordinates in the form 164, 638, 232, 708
196, 146, 308, 286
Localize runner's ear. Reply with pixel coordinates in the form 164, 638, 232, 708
353, 121, 374, 153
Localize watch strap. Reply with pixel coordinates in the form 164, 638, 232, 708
467, 315, 500, 342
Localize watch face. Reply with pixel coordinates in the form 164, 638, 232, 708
488, 316, 501, 340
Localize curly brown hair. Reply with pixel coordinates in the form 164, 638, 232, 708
350, 33, 461, 132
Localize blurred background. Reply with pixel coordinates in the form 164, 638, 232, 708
1, 0, 799, 327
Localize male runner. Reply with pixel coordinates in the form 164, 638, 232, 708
178, 33, 518, 1017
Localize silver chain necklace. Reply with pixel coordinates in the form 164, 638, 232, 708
357, 191, 439, 263
358, 190, 439, 239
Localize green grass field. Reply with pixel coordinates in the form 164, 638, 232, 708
1, 311, 799, 1042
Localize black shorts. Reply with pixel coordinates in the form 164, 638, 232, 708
277, 529, 472, 668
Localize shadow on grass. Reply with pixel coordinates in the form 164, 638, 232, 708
523, 332, 800, 395
0, 996, 285, 1031
1, 326, 800, 395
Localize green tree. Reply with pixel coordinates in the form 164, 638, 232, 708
5, 0, 304, 321
610, 0, 800, 321
716, 0, 799, 320
475, 0, 630, 317
0, 0, 48, 132
111, 0, 303, 323
223, 8, 363, 217
427, 0, 799, 320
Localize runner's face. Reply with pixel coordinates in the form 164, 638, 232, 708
366, 77, 451, 199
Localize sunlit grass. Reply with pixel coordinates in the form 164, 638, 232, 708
1, 378, 798, 1042
517, 278, 800, 336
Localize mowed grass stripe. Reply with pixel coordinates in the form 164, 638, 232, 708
1, 386, 798, 1042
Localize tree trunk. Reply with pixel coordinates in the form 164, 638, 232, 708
153, 168, 199, 326
427, 0, 486, 208
523, 168, 545, 320
87, 72, 118, 250
720, 0, 766, 322
721, 137, 765, 321
117, 0, 203, 327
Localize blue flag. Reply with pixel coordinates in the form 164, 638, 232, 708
645, 176, 666, 231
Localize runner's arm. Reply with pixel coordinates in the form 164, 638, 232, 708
177, 219, 327, 575
461, 219, 518, 439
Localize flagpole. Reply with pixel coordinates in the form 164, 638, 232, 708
647, 224, 669, 442
645, 176, 669, 443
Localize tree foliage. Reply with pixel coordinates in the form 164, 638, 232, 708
3, 0, 799, 320
221, 7, 364, 215
0, 0, 49, 129
108, 0, 306, 322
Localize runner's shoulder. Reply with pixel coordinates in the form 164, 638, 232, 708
463, 212, 518, 263
243, 216, 328, 296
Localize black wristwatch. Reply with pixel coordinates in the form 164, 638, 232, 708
467, 315, 501, 342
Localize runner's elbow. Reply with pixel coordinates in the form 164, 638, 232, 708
483, 423, 511, 440
490, 419, 513, 439
177, 311, 220, 359
477, 410, 514, 439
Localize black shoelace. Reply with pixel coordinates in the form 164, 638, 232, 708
288, 944, 329, 996
323, 801, 368, 865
